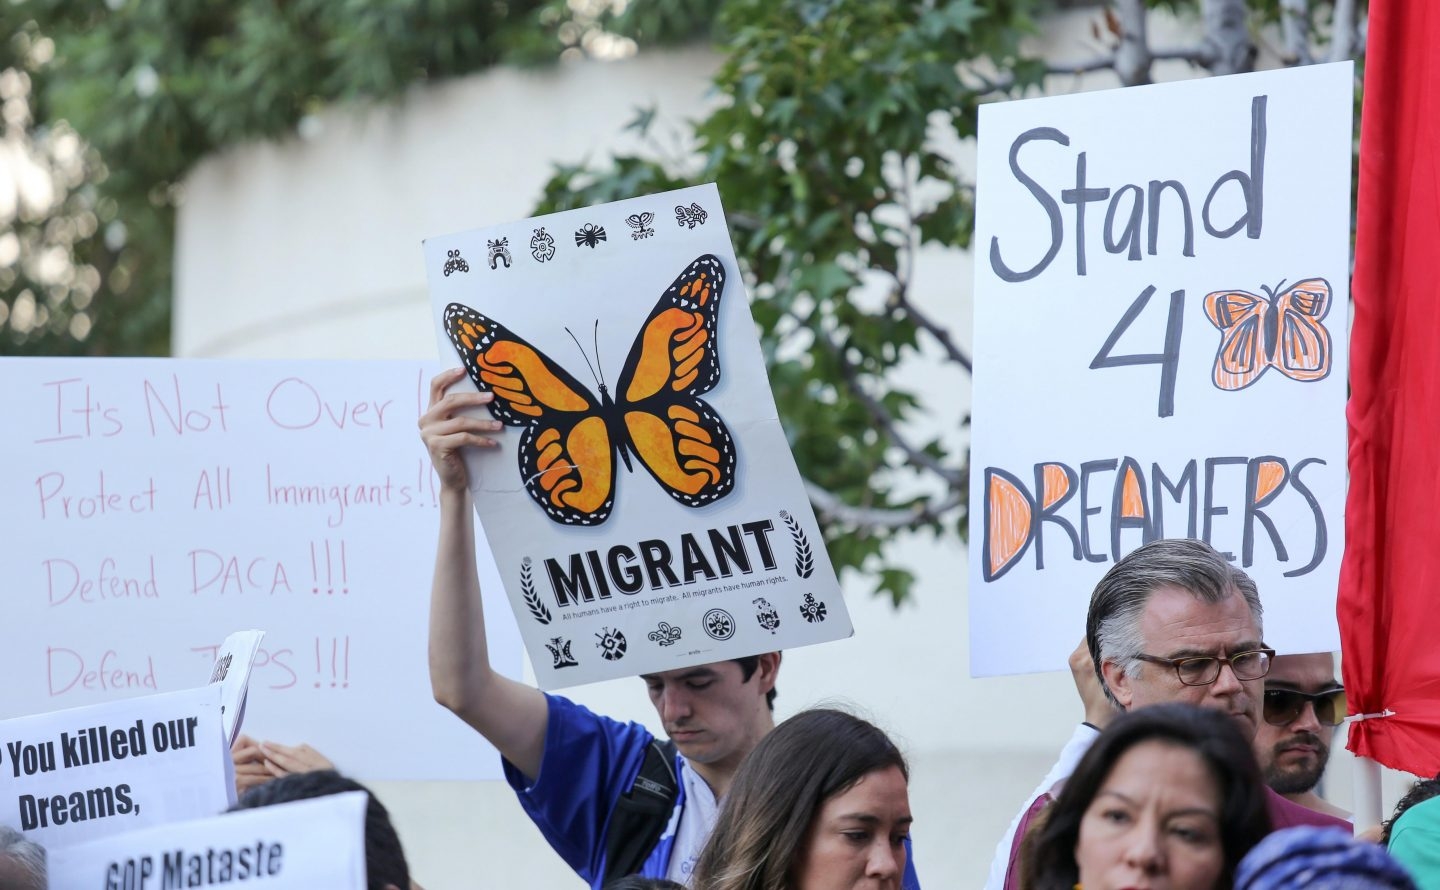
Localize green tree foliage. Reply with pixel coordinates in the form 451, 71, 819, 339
536, 0, 1365, 604
540, 0, 1048, 604
0, 0, 585, 355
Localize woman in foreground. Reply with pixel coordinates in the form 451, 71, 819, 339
690, 708, 913, 890
1025, 703, 1271, 890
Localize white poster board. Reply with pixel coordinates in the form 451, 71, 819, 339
969, 63, 1354, 676
48, 790, 368, 888
0, 358, 522, 780
209, 630, 264, 745
423, 184, 851, 688
0, 686, 231, 847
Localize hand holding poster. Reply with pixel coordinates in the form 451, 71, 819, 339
0, 686, 231, 847
423, 184, 851, 687
48, 790, 368, 888
968, 64, 1354, 675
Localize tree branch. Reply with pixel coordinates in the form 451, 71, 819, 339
1329, 0, 1357, 62
814, 325, 965, 487
887, 168, 974, 375
1280, 0, 1313, 65
806, 481, 963, 530
1114, 0, 1154, 86
1200, 0, 1256, 75
889, 285, 973, 374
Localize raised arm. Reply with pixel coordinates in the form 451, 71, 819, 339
422, 367, 549, 780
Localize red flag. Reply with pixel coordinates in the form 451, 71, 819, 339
1339, 0, 1440, 778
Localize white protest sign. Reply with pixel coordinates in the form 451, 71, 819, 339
208, 630, 264, 745
0, 686, 230, 847
969, 63, 1353, 676
48, 790, 368, 888
423, 183, 851, 688
0, 358, 522, 780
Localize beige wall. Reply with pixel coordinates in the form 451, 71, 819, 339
174, 23, 1403, 889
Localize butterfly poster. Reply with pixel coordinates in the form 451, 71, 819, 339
967, 63, 1354, 677
423, 184, 851, 688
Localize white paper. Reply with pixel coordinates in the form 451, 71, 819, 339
0, 686, 231, 847
207, 630, 264, 745
48, 790, 368, 888
423, 184, 852, 688
0, 358, 523, 779
969, 64, 1354, 676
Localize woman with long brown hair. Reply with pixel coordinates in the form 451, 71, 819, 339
690, 708, 913, 890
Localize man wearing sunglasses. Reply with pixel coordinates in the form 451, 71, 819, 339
1255, 652, 1349, 819
989, 538, 1349, 890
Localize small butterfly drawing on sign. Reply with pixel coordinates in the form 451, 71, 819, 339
1203, 277, 1332, 391
626, 212, 656, 240
445, 254, 736, 526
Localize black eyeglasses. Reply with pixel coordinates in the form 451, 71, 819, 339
1133, 648, 1275, 686
1263, 687, 1347, 727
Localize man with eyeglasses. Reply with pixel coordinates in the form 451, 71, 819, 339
987, 538, 1349, 890
1255, 652, 1349, 819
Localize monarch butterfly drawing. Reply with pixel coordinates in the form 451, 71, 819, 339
1202, 278, 1332, 391
445, 254, 736, 526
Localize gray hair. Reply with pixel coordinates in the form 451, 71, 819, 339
1086, 538, 1263, 707
0, 826, 46, 890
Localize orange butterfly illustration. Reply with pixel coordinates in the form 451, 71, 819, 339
445, 254, 736, 526
1202, 277, 1332, 391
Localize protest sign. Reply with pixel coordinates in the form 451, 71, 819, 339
48, 790, 368, 888
207, 630, 264, 745
0, 686, 231, 847
0, 358, 522, 780
423, 183, 850, 688
968, 63, 1354, 676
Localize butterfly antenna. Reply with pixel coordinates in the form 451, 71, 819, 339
592, 320, 606, 389
564, 326, 603, 388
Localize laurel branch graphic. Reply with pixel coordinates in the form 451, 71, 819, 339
521, 558, 552, 625
779, 511, 814, 579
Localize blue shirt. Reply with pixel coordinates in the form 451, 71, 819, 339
503, 694, 922, 889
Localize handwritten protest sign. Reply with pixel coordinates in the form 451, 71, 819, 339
48, 790, 368, 888
0, 358, 522, 780
423, 183, 851, 687
968, 64, 1354, 676
0, 686, 231, 847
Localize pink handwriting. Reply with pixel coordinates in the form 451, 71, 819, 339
33, 377, 123, 443
35, 471, 158, 519
47, 647, 158, 696
265, 377, 394, 431
191, 643, 297, 691
45, 556, 160, 605
143, 374, 231, 436
189, 550, 293, 596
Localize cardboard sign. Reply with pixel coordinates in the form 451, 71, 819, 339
48, 790, 368, 888
969, 64, 1354, 675
423, 184, 851, 687
208, 630, 264, 745
0, 686, 231, 847
0, 358, 522, 780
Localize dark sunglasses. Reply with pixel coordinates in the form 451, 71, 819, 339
1263, 687, 1347, 727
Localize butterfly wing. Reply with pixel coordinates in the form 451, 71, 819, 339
1274, 278, 1332, 382
1203, 289, 1270, 391
444, 303, 618, 525
614, 255, 737, 508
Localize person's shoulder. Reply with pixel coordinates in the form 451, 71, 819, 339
1264, 787, 1352, 831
